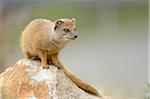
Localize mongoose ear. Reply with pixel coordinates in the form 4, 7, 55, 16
71, 18, 76, 23
54, 20, 64, 30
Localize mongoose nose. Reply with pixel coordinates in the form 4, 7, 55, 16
74, 35, 78, 39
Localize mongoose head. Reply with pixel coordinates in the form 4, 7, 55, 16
53, 18, 78, 43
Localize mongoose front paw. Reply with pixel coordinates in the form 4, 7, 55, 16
43, 65, 49, 69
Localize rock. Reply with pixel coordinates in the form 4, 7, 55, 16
0, 59, 102, 99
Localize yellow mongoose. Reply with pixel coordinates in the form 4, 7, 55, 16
21, 18, 101, 97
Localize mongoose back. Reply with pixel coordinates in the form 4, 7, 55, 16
21, 18, 102, 97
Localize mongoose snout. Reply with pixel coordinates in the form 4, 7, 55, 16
72, 35, 78, 40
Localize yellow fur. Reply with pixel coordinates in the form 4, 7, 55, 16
21, 18, 102, 97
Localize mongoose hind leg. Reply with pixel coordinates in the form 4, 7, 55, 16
24, 52, 41, 62
36, 48, 49, 69
24, 52, 33, 59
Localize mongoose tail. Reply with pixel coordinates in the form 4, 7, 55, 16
51, 53, 102, 97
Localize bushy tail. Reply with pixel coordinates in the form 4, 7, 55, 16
63, 67, 102, 97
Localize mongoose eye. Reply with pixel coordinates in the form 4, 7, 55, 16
63, 28, 70, 33
54, 26, 58, 30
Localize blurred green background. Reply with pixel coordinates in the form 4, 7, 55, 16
0, 0, 148, 99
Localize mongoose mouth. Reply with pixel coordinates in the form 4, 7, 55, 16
66, 35, 78, 40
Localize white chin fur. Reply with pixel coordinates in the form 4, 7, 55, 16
62, 37, 71, 42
